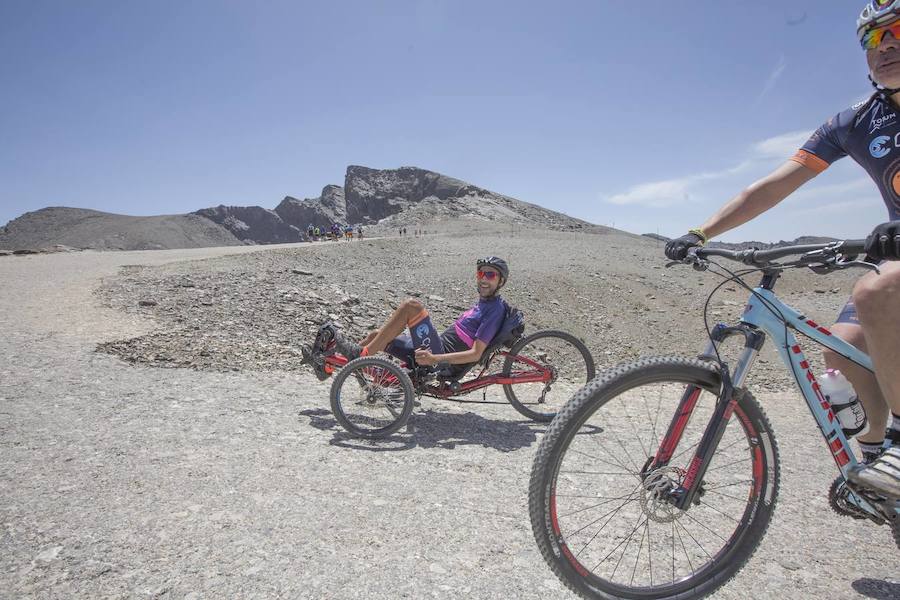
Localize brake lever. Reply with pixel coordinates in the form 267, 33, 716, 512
805, 252, 880, 275
835, 257, 880, 274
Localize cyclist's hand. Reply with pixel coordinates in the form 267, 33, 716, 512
414, 349, 437, 366
665, 232, 705, 261
864, 220, 900, 261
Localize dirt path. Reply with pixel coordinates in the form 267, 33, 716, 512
0, 246, 898, 599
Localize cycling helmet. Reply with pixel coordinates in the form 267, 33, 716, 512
477, 256, 509, 287
859, 1, 900, 42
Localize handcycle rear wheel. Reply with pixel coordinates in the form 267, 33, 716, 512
502, 330, 596, 422
329, 356, 415, 438
529, 356, 779, 600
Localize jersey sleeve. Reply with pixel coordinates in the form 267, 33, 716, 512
474, 302, 504, 344
790, 114, 850, 174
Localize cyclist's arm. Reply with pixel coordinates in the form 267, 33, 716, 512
700, 160, 820, 240
416, 340, 488, 365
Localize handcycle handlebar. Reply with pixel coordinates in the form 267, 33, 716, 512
687, 239, 868, 269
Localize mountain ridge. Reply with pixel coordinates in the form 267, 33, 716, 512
1, 165, 601, 251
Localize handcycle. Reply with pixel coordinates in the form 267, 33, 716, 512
529, 239, 900, 600
309, 311, 595, 438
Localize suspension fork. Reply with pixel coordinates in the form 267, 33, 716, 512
647, 324, 766, 510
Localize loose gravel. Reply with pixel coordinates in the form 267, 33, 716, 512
1, 234, 898, 600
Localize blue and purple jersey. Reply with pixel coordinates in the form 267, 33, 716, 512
453, 296, 506, 348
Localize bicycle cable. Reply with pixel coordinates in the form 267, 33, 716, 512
696, 259, 803, 393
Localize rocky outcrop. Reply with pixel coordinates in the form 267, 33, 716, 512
274, 185, 346, 230
342, 166, 472, 223
342, 165, 595, 230
193, 205, 302, 244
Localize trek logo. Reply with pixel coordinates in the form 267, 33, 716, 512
870, 111, 897, 133
870, 135, 893, 158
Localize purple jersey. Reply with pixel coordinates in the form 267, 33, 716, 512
453, 296, 506, 348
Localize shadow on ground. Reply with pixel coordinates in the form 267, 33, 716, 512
853, 578, 900, 600
299, 408, 543, 452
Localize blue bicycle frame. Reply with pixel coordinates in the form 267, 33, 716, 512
702, 283, 891, 518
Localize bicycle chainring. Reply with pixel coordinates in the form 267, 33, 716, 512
828, 476, 868, 520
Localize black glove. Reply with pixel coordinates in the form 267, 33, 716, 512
665, 232, 704, 261
864, 220, 900, 261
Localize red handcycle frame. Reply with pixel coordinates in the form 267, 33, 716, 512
323, 348, 554, 399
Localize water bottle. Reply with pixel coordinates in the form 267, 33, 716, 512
819, 369, 868, 438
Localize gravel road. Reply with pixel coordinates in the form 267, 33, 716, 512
1, 238, 898, 600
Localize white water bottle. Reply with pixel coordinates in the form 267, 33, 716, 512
819, 369, 869, 438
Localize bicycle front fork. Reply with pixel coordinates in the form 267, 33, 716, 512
647, 323, 766, 510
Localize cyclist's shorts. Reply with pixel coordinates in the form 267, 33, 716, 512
836, 297, 860, 325
385, 316, 469, 366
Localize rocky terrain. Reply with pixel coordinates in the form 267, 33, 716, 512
194, 205, 303, 245
2, 231, 898, 600
2, 166, 600, 252
97, 224, 859, 393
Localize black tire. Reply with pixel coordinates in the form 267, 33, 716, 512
329, 356, 415, 438
502, 330, 596, 422
529, 356, 780, 600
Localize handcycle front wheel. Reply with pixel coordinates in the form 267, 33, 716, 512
502, 330, 596, 422
329, 356, 415, 438
529, 356, 780, 600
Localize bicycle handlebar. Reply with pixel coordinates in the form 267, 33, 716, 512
690, 239, 867, 268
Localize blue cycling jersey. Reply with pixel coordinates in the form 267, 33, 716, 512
793, 92, 900, 220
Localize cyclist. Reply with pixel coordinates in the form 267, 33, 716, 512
302, 257, 510, 378
313, 226, 320, 240
665, 1, 900, 497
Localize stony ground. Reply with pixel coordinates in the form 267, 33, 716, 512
1, 232, 899, 600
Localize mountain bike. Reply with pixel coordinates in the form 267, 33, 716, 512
529, 239, 900, 600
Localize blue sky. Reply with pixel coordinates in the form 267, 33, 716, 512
0, 1, 888, 241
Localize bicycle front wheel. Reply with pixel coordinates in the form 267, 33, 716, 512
529, 356, 779, 600
330, 356, 414, 438
503, 330, 596, 422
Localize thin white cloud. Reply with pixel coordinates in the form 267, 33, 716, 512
605, 129, 812, 208
752, 130, 814, 158
784, 177, 879, 215
757, 55, 787, 104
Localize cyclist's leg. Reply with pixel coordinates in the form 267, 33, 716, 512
362, 298, 430, 355
849, 262, 900, 495
825, 316, 890, 449
385, 334, 416, 365
853, 262, 900, 418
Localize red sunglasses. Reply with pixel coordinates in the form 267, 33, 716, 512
477, 270, 499, 280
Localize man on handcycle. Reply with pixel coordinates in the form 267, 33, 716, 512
665, 1, 900, 498
302, 256, 510, 379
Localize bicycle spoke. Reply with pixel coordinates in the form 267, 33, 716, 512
536, 362, 776, 598
704, 488, 750, 503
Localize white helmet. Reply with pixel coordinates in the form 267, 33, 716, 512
859, 0, 900, 41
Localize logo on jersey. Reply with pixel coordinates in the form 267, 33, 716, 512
871, 112, 897, 133
881, 158, 900, 213
870, 135, 892, 158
